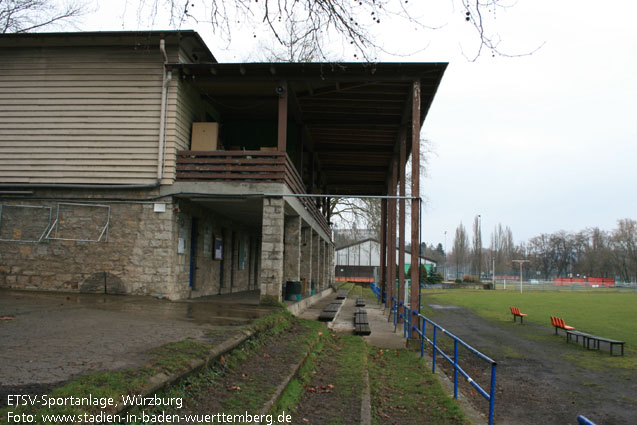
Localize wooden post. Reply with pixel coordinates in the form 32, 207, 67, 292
380, 199, 388, 307
398, 131, 406, 323
388, 161, 397, 313
277, 81, 288, 152
410, 79, 421, 317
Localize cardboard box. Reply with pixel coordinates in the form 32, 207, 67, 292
191, 122, 219, 151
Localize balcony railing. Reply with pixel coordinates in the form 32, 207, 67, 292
176, 150, 330, 235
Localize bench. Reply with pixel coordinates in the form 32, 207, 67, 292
336, 290, 349, 300
356, 297, 366, 307
551, 316, 575, 335
354, 307, 371, 335
318, 300, 343, 322
566, 330, 625, 356
510, 306, 528, 323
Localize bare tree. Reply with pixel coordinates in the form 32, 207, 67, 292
611, 219, 637, 282
1, 0, 84, 33
472, 214, 482, 277
451, 222, 469, 279
490, 223, 514, 275
130, 0, 522, 60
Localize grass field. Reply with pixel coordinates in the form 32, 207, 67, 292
419, 289, 637, 360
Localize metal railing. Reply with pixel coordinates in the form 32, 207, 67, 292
392, 298, 498, 425
370, 282, 385, 303
577, 415, 596, 425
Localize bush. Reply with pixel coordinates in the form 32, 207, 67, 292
455, 278, 462, 284
462, 274, 480, 283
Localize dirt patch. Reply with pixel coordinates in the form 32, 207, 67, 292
421, 305, 637, 425
169, 321, 319, 422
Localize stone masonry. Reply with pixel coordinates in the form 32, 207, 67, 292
284, 215, 301, 282
259, 197, 285, 304
312, 230, 321, 291
300, 225, 313, 296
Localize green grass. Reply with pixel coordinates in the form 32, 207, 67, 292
368, 346, 469, 425
420, 289, 637, 369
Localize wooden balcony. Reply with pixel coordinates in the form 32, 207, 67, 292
176, 150, 330, 235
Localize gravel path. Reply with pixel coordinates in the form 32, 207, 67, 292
423, 304, 637, 425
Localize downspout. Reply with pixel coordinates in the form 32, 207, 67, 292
157, 38, 172, 183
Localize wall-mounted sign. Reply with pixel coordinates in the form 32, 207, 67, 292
214, 235, 223, 260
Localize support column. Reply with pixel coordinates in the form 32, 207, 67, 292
300, 226, 313, 296
284, 215, 301, 282
381, 199, 388, 307
260, 197, 285, 304
399, 131, 406, 323
312, 230, 321, 293
323, 240, 330, 289
388, 160, 398, 317
410, 79, 421, 315
277, 81, 288, 152
328, 244, 335, 286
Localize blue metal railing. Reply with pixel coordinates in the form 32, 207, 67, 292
370, 281, 386, 304
577, 415, 596, 425
391, 298, 498, 425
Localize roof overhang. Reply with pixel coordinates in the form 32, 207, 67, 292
172, 62, 447, 196
0, 30, 217, 63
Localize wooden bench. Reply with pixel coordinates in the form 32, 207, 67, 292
354, 307, 371, 335
551, 316, 575, 335
566, 330, 625, 356
336, 290, 349, 300
510, 306, 528, 323
318, 300, 343, 322
356, 297, 366, 307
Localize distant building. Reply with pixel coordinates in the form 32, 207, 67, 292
334, 238, 436, 283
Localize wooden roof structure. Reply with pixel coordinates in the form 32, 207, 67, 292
172, 62, 447, 196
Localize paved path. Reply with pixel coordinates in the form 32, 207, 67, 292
0, 289, 271, 395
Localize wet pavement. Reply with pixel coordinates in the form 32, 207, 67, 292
0, 289, 273, 389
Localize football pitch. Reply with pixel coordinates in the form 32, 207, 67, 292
420, 289, 637, 351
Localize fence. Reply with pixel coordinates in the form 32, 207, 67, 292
494, 281, 637, 292
393, 296, 497, 425
370, 281, 385, 303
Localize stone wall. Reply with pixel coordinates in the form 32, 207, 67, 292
0, 189, 262, 300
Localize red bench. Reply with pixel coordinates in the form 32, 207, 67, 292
510, 306, 528, 323
551, 316, 575, 335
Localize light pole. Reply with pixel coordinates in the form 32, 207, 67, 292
444, 230, 447, 280
478, 214, 482, 280
512, 259, 530, 294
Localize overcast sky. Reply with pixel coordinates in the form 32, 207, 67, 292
71, 0, 636, 248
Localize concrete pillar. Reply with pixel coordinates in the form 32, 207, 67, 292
328, 243, 335, 287
312, 231, 321, 291
260, 197, 285, 304
322, 240, 329, 290
300, 226, 313, 296
284, 215, 301, 282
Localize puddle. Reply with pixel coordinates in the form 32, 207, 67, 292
1, 289, 273, 326
428, 304, 460, 310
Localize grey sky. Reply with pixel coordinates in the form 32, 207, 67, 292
70, 0, 636, 247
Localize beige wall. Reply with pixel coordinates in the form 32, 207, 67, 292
0, 45, 167, 184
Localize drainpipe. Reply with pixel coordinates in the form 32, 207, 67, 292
157, 38, 172, 183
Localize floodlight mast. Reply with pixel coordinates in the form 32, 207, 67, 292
512, 260, 530, 294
